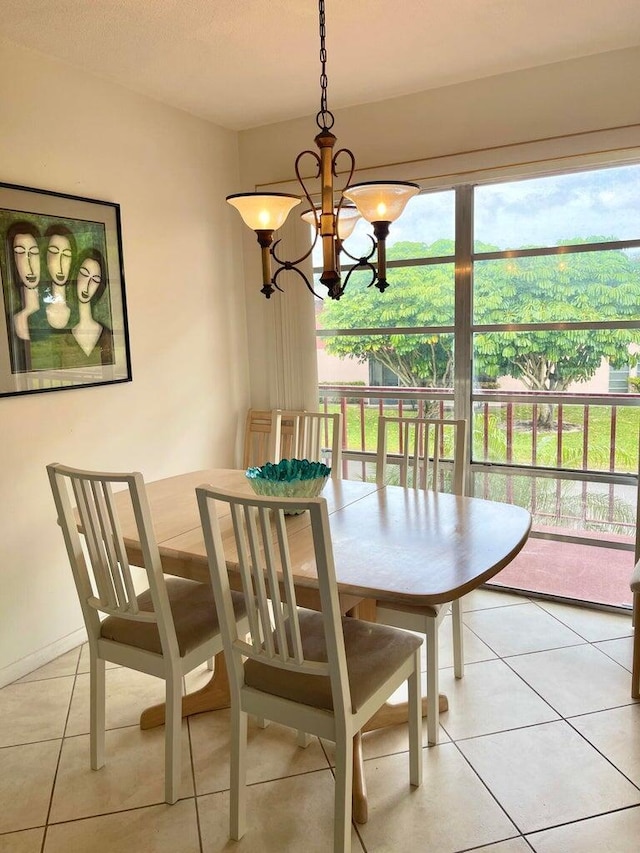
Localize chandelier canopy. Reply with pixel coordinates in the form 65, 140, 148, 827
226, 0, 419, 300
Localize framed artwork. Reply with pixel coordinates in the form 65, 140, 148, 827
0, 181, 131, 398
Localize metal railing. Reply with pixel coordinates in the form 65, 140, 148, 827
318, 383, 639, 549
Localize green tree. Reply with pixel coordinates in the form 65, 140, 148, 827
319, 239, 640, 426
319, 240, 455, 391
474, 239, 640, 425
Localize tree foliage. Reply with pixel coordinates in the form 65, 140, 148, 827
319, 239, 640, 414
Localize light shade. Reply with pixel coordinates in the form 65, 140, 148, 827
301, 204, 361, 241
227, 192, 301, 231
342, 181, 420, 223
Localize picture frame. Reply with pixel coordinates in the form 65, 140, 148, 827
0, 180, 131, 398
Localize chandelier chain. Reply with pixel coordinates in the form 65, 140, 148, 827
316, 0, 334, 130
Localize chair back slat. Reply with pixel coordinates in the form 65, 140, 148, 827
377, 417, 467, 495
258, 506, 291, 662
197, 488, 348, 696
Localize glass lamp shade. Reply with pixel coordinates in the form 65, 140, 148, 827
227, 192, 301, 231
301, 204, 361, 240
342, 181, 420, 223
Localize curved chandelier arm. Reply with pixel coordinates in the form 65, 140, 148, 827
270, 235, 315, 270
339, 258, 378, 296
272, 259, 323, 298
339, 233, 376, 266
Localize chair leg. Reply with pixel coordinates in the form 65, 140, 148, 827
408, 649, 422, 788
426, 618, 439, 745
297, 730, 312, 748
230, 708, 248, 840
90, 655, 105, 770
333, 730, 354, 853
632, 591, 640, 701
452, 598, 465, 680
164, 671, 182, 805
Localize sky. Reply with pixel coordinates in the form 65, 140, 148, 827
333, 161, 640, 259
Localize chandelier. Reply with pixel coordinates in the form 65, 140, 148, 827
226, 0, 419, 301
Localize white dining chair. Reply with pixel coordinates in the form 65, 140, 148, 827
47, 462, 248, 805
276, 409, 343, 477
374, 415, 468, 744
196, 485, 422, 853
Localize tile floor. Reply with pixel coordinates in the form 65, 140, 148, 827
1, 588, 639, 852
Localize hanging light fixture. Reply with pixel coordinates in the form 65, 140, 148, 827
226, 0, 419, 300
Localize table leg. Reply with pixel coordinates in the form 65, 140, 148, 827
140, 651, 230, 730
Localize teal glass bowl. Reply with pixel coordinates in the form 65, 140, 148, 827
245, 458, 331, 513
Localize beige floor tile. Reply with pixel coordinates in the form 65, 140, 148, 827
435, 617, 499, 668
595, 636, 634, 671
357, 742, 517, 852
527, 805, 640, 852
189, 708, 331, 795
464, 603, 584, 657
438, 658, 559, 740
65, 667, 166, 736
49, 724, 193, 822
322, 715, 444, 768
17, 648, 81, 684
198, 772, 365, 852
458, 720, 640, 833
44, 799, 201, 853
463, 588, 531, 611
571, 704, 640, 786
0, 677, 74, 747
507, 644, 632, 717
472, 840, 531, 853
0, 827, 45, 853
0, 740, 60, 834
536, 600, 633, 642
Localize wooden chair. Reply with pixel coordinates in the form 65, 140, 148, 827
631, 464, 640, 699
374, 416, 468, 744
631, 561, 640, 700
47, 462, 247, 805
242, 409, 280, 468
196, 485, 422, 853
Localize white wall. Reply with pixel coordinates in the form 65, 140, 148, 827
238, 47, 640, 404
0, 41, 250, 683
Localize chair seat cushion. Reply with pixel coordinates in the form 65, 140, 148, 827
244, 608, 422, 713
100, 577, 246, 657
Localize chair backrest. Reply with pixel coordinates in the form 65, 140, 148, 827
277, 410, 343, 478
243, 408, 343, 478
196, 486, 351, 715
376, 416, 467, 494
47, 463, 180, 657
242, 409, 280, 468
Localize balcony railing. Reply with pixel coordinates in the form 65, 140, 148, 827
318, 384, 639, 550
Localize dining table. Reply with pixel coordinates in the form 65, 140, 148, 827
113, 468, 531, 823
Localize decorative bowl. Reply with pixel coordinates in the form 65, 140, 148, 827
245, 458, 331, 514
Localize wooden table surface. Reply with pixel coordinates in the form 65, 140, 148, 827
121, 468, 532, 606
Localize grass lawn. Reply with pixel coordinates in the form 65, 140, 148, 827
324, 400, 640, 474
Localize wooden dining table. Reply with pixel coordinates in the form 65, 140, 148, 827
114, 468, 531, 823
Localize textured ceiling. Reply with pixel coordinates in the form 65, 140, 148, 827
2, 0, 640, 130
